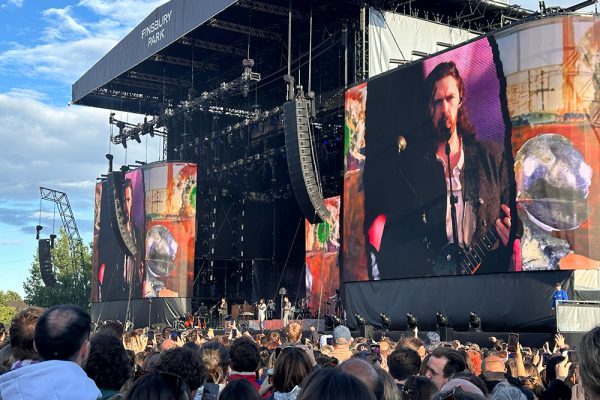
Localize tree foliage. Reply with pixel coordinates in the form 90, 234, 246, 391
0, 290, 22, 326
24, 229, 91, 310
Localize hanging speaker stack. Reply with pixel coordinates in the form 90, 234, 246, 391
38, 239, 57, 287
283, 98, 330, 224
106, 171, 137, 256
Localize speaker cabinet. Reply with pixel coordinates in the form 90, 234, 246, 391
38, 239, 57, 287
283, 99, 330, 224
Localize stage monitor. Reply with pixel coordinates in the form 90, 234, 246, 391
343, 14, 600, 282
93, 162, 197, 301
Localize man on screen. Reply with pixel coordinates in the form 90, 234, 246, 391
374, 61, 513, 279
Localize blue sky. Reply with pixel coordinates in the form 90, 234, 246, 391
0, 0, 167, 296
0, 0, 595, 297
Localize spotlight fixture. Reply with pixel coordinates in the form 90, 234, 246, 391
49, 234, 57, 248
35, 225, 43, 240
355, 313, 367, 327
331, 315, 343, 326
380, 313, 392, 330
468, 312, 481, 332
406, 313, 418, 330
436, 312, 448, 328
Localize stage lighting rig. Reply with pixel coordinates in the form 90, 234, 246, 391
406, 313, 418, 330
331, 315, 343, 326
380, 313, 392, 330
468, 312, 482, 332
436, 312, 448, 328
35, 225, 43, 240
355, 313, 367, 327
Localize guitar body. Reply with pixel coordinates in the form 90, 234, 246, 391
434, 243, 465, 276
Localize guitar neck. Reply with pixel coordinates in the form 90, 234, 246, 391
460, 210, 506, 274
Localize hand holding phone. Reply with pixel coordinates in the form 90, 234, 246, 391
507, 333, 519, 352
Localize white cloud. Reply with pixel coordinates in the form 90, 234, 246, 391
0, 1, 168, 83
78, 0, 169, 25
0, 91, 163, 220
1, 0, 24, 8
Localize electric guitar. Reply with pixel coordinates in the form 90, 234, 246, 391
434, 209, 507, 276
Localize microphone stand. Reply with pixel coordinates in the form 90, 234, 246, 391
445, 142, 459, 246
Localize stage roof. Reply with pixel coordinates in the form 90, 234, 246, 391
72, 0, 532, 115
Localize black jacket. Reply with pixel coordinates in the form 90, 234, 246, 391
375, 138, 511, 279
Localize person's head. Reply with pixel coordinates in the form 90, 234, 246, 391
398, 336, 427, 360
309, 326, 315, 332
272, 346, 313, 393
0, 322, 5, 342
157, 347, 206, 394
387, 347, 421, 382
123, 179, 133, 223
284, 295, 289, 302
425, 61, 474, 143
545, 354, 566, 383
284, 322, 302, 344
125, 372, 192, 400
490, 381, 527, 400
0, 345, 14, 373
375, 366, 401, 400
332, 325, 352, 348
579, 326, 600, 399
441, 377, 486, 398
401, 375, 437, 400
297, 367, 376, 400
481, 355, 507, 382
85, 334, 132, 391
230, 336, 259, 373
338, 358, 381, 399
9, 306, 44, 361
219, 379, 260, 400
202, 341, 231, 383
34, 304, 92, 365
260, 298, 264, 304
425, 347, 466, 390
452, 372, 488, 397
97, 320, 124, 340
555, 282, 562, 291
267, 331, 281, 344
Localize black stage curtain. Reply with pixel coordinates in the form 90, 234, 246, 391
91, 297, 190, 328
344, 270, 573, 332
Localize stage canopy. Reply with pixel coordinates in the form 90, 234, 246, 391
72, 0, 531, 115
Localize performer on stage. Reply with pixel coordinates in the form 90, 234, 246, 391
331, 289, 343, 318
218, 297, 228, 328
552, 282, 568, 310
282, 295, 292, 327
267, 299, 275, 320
373, 61, 512, 279
257, 298, 267, 331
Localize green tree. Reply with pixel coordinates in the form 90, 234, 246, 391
24, 229, 91, 310
0, 290, 22, 325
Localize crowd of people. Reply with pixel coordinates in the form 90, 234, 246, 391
0, 304, 598, 400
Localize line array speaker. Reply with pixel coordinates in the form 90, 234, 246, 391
106, 172, 137, 256
283, 99, 330, 224
38, 239, 57, 287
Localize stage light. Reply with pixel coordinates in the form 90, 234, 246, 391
468, 312, 481, 332
436, 312, 448, 328
355, 313, 366, 327
380, 313, 391, 330
331, 315, 343, 326
49, 234, 57, 248
35, 225, 43, 240
406, 313, 418, 330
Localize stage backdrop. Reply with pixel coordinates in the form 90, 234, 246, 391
93, 162, 197, 303
343, 14, 600, 282
305, 196, 341, 316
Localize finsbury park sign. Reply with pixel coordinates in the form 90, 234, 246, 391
141, 10, 173, 48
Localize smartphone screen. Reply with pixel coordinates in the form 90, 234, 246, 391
370, 344, 380, 355
326, 337, 334, 346
507, 333, 519, 352
542, 352, 551, 366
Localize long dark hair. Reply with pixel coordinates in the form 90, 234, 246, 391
125, 372, 192, 400
424, 61, 476, 144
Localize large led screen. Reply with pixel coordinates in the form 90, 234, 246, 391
305, 196, 341, 317
343, 14, 600, 282
92, 162, 197, 301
